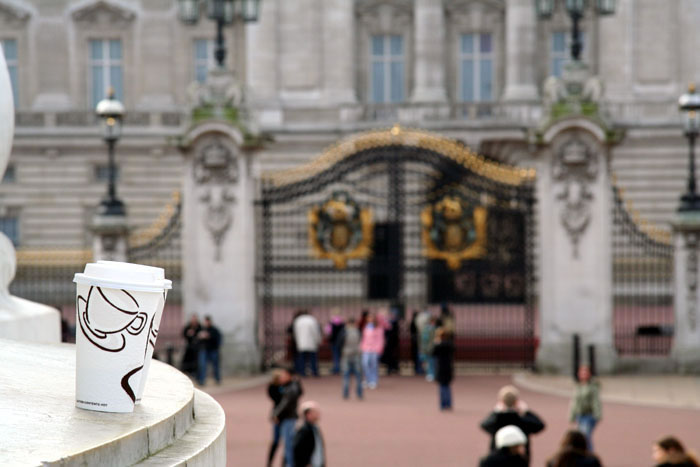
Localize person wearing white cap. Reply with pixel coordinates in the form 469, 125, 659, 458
479, 425, 528, 467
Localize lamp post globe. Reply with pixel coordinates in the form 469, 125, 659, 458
95, 89, 126, 217
678, 84, 700, 212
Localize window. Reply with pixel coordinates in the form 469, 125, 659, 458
2, 164, 15, 183
90, 39, 123, 107
194, 39, 216, 83
0, 213, 19, 246
1, 39, 18, 106
551, 31, 585, 78
95, 164, 119, 182
370, 35, 404, 103
460, 33, 493, 102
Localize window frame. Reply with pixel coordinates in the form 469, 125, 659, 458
458, 32, 495, 103
0, 208, 21, 247
193, 38, 217, 84
1, 39, 19, 107
88, 38, 124, 108
369, 34, 406, 104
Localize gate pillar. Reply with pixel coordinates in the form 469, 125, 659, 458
179, 121, 260, 374
534, 118, 617, 374
671, 217, 700, 372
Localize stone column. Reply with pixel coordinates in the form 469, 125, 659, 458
671, 215, 700, 372
502, 0, 539, 101
181, 123, 259, 374
322, 0, 356, 105
535, 120, 616, 373
411, 0, 447, 103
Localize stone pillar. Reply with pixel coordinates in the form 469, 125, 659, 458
411, 0, 447, 103
502, 0, 539, 101
91, 214, 128, 262
322, 0, 356, 105
671, 215, 700, 372
180, 123, 259, 374
535, 119, 616, 373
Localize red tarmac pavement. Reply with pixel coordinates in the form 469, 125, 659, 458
212, 375, 699, 467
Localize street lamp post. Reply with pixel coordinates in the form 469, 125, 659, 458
95, 89, 125, 217
678, 84, 700, 212
536, 0, 616, 62
177, 0, 261, 69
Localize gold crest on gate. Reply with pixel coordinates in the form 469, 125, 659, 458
308, 192, 374, 269
421, 196, 487, 270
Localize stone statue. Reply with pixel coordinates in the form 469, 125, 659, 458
0, 45, 60, 343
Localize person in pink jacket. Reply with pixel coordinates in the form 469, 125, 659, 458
360, 313, 385, 389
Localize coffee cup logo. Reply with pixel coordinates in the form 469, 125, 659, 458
77, 286, 148, 352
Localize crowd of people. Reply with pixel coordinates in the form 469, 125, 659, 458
271, 307, 698, 467
180, 314, 222, 386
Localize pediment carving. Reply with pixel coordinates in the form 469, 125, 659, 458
356, 0, 413, 19
445, 0, 505, 15
0, 1, 33, 25
71, 0, 137, 26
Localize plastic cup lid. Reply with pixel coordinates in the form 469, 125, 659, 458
74, 262, 169, 293
96, 260, 172, 289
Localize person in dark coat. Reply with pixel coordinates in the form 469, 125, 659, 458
266, 370, 285, 467
409, 310, 423, 375
546, 430, 602, 467
381, 306, 400, 375
293, 401, 325, 467
272, 369, 303, 467
196, 315, 222, 385
328, 315, 345, 375
432, 327, 454, 410
479, 425, 529, 467
180, 314, 201, 376
480, 385, 545, 465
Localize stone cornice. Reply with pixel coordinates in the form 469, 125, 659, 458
0, 0, 34, 25
70, 0, 137, 25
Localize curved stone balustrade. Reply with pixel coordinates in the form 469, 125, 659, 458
0, 339, 225, 466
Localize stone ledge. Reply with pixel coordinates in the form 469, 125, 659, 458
135, 390, 226, 467
0, 339, 196, 466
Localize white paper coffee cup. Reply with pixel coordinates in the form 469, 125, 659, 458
96, 261, 172, 404
74, 262, 170, 413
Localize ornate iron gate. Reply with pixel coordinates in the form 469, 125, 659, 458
611, 181, 674, 355
257, 128, 537, 368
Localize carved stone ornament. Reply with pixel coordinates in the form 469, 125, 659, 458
71, 0, 137, 26
0, 1, 32, 25
686, 233, 699, 331
195, 138, 239, 262
553, 138, 599, 258
194, 139, 239, 184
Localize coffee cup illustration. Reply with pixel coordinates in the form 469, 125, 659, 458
77, 286, 148, 353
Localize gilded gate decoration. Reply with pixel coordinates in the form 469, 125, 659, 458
308, 191, 374, 269
421, 196, 487, 270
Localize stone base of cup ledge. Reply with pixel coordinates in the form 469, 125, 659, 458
134, 389, 226, 466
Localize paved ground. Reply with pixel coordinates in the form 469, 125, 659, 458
207, 373, 700, 467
